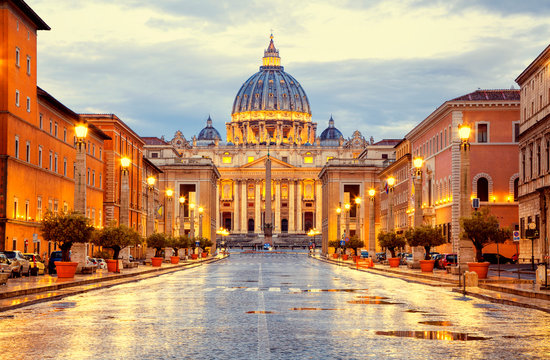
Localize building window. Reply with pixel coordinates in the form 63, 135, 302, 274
13, 198, 18, 219
248, 156, 254, 163
15, 47, 20, 67
53, 200, 58, 214
87, 168, 90, 185
48, 199, 52, 211
514, 178, 519, 201
92, 144, 95, 157
26, 55, 31, 75
92, 170, 95, 186
26, 97, 31, 112
538, 144, 542, 176
15, 90, 20, 107
63, 158, 67, 176
48, 151, 52, 171
151, 152, 158, 158
63, 128, 67, 142
477, 177, 489, 201
222, 152, 232, 164
282, 156, 288, 163
382, 154, 388, 159
14, 136, 19, 158
63, 202, 68, 213
39, 113, 43, 129
37, 196, 42, 221
38, 146, 42, 167
49, 119, 52, 134
304, 152, 313, 164
477, 123, 488, 143
99, 174, 102, 189
99, 147, 102, 159
26, 141, 30, 162
25, 200, 29, 221
54, 154, 58, 173
54, 123, 58, 138
513, 122, 520, 143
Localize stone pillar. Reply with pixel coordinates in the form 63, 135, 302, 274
216, 182, 220, 230
315, 181, 322, 229
289, 180, 295, 232
275, 181, 281, 232
255, 181, 261, 233
296, 180, 302, 232
234, 180, 240, 232
242, 180, 247, 233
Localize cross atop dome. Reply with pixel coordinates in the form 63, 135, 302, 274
262, 34, 281, 69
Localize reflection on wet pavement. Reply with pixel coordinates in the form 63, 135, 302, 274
0, 252, 549, 359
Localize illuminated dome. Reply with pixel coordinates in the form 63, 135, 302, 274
197, 116, 221, 141
228, 35, 315, 145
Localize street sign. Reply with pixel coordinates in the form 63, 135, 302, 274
345, 237, 350, 242
32, 233, 39, 243
472, 198, 480, 210
513, 231, 520, 241
340, 240, 345, 246
195, 241, 200, 246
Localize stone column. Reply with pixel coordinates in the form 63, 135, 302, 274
296, 180, 302, 232
234, 180, 239, 232
289, 180, 295, 232
216, 182, 220, 230
315, 181, 322, 229
242, 180, 247, 233
275, 181, 281, 232
255, 181, 261, 233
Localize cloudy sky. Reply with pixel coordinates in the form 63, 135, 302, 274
28, 0, 550, 142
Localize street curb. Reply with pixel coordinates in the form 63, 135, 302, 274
451, 288, 550, 314
0, 256, 226, 313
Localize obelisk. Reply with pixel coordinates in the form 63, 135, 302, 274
264, 147, 273, 246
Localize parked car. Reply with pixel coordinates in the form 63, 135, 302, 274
437, 253, 457, 269
86, 256, 97, 267
432, 254, 444, 266
95, 258, 107, 269
0, 253, 18, 276
48, 251, 63, 275
400, 253, 411, 265
429, 252, 440, 259
3, 250, 30, 277
481, 253, 515, 264
23, 253, 46, 275
375, 252, 387, 262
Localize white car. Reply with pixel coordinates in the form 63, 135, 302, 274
95, 258, 107, 269
3, 251, 30, 277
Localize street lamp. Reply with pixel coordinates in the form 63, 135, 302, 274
344, 202, 351, 239
165, 189, 173, 235
336, 205, 342, 243
74, 123, 88, 215
387, 176, 396, 231
146, 176, 156, 236
190, 203, 196, 239
216, 227, 229, 255
413, 157, 423, 228
458, 123, 472, 270
198, 206, 204, 238
355, 197, 361, 241
119, 157, 131, 227
178, 195, 185, 236
307, 228, 321, 255
368, 189, 375, 256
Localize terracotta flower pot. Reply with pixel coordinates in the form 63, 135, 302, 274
468, 262, 490, 279
388, 257, 401, 268
201, 252, 208, 258
191, 254, 198, 260
151, 257, 163, 267
420, 259, 435, 272
106, 259, 119, 273
342, 254, 349, 260
332, 253, 339, 259
54, 261, 78, 278
170, 256, 180, 264
352, 255, 359, 262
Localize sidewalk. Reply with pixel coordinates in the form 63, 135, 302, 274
312, 255, 550, 313
0, 255, 226, 312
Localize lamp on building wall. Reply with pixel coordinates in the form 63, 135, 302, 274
387, 176, 396, 231
178, 195, 185, 236
355, 197, 361, 241
368, 189, 376, 256
458, 123, 472, 270
165, 189, 173, 235
146, 176, 156, 236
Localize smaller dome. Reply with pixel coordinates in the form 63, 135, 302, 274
197, 116, 221, 141
320, 116, 343, 145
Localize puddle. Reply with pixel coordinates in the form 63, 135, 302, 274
280, 282, 294, 285
418, 321, 453, 326
290, 308, 345, 311
246, 311, 277, 314
348, 300, 403, 305
0, 315, 15, 319
230, 286, 247, 289
355, 296, 389, 300
243, 280, 258, 283
299, 289, 368, 293
405, 309, 428, 313
52, 301, 77, 309
375, 330, 490, 341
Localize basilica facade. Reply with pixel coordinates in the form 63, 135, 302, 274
144, 36, 395, 247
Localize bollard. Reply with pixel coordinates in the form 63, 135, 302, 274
464, 271, 479, 287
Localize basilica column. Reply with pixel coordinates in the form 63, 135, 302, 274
241, 180, 248, 233
315, 181, 322, 229
296, 180, 302, 232
233, 180, 240, 232
255, 180, 261, 233
216, 181, 220, 230
275, 180, 281, 232
289, 180, 295, 232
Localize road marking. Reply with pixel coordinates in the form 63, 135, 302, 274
268, 287, 280, 292
257, 263, 271, 360
246, 287, 259, 291
289, 288, 302, 292
223, 287, 237, 291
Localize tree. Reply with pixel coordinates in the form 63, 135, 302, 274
328, 240, 340, 248
168, 235, 189, 257
461, 208, 510, 262
345, 236, 364, 256
198, 237, 213, 252
405, 225, 446, 260
147, 233, 167, 258
92, 222, 143, 260
377, 231, 406, 258
41, 211, 95, 262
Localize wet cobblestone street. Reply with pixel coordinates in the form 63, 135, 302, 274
1, 252, 549, 359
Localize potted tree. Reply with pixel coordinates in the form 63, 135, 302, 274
347, 236, 364, 262
405, 225, 446, 272
168, 235, 188, 264
147, 233, 167, 267
328, 240, 340, 258
41, 211, 95, 278
461, 208, 511, 279
199, 237, 213, 258
92, 222, 143, 273
377, 231, 406, 267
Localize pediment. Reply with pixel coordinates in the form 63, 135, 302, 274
240, 155, 296, 169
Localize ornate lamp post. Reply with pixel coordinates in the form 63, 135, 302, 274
146, 176, 156, 236
74, 123, 88, 215
336, 205, 342, 241
198, 206, 204, 238
411, 157, 425, 267
120, 157, 131, 227
344, 202, 351, 239
458, 123, 473, 269
355, 197, 361, 241
165, 189, 173, 235
178, 195, 185, 236
368, 188, 376, 257
189, 203, 195, 239
387, 176, 396, 231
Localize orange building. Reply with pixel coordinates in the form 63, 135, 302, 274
0, 1, 108, 255
81, 114, 145, 235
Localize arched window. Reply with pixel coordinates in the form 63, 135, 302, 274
514, 178, 519, 201
477, 177, 489, 201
